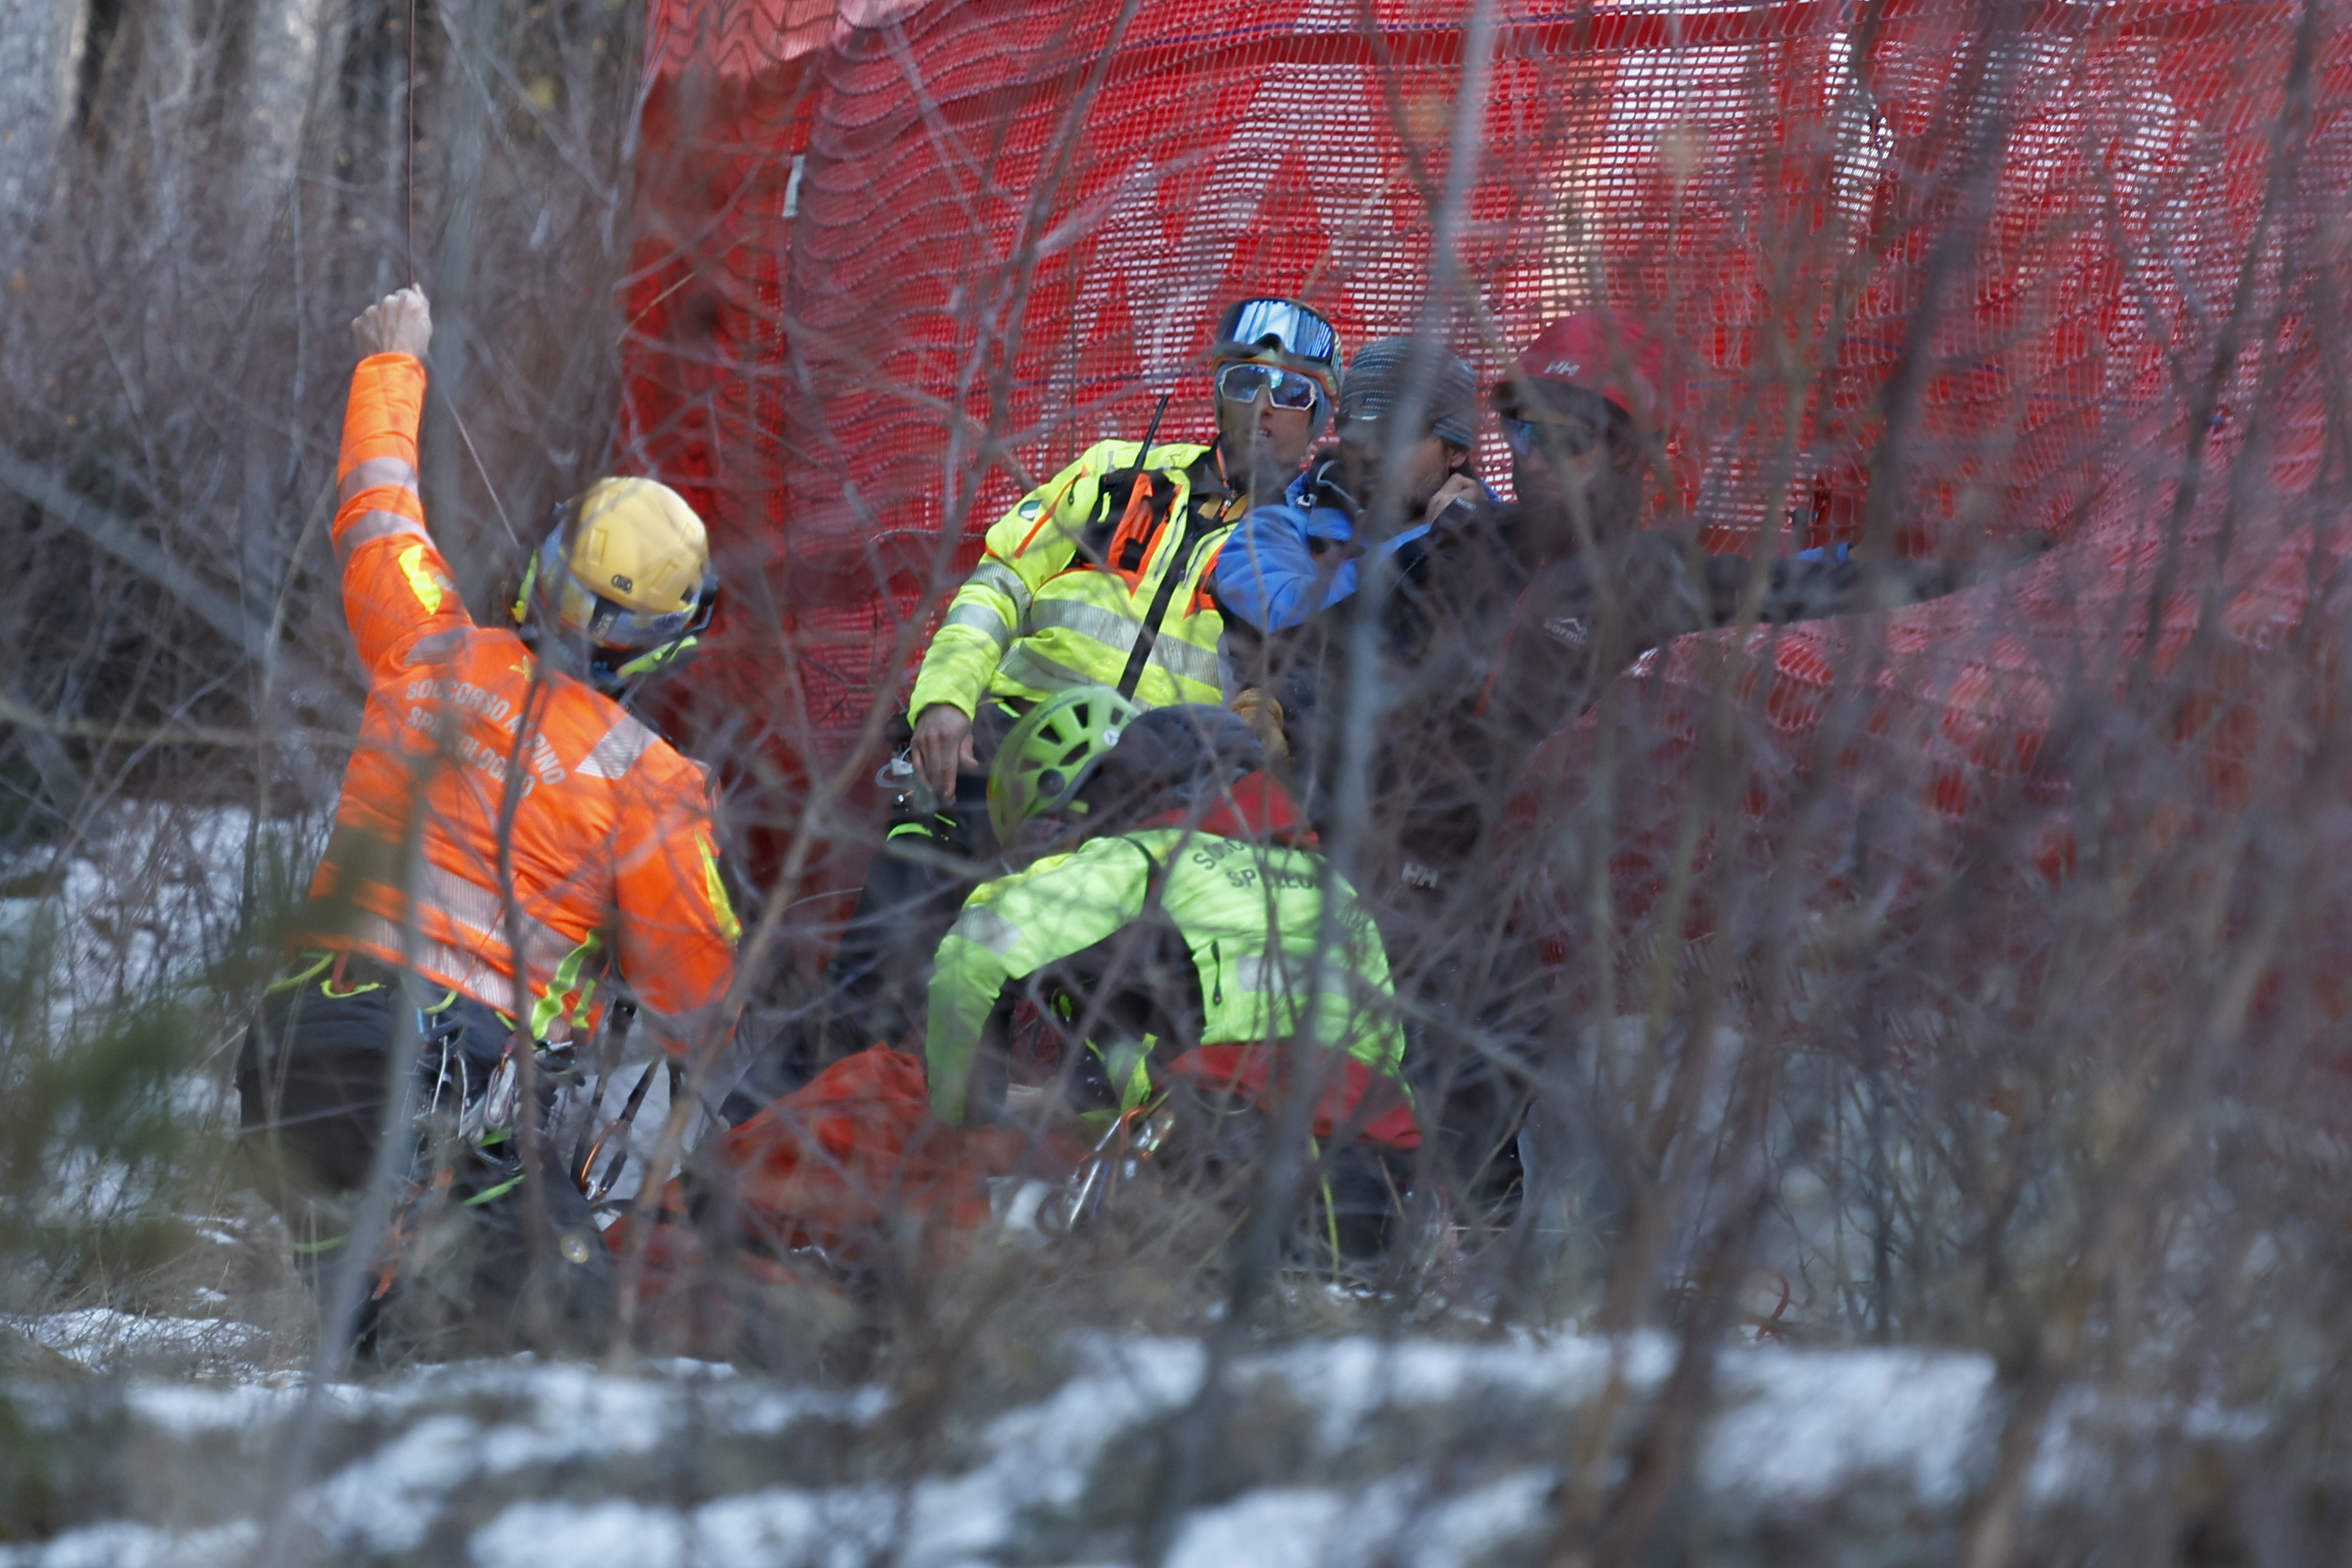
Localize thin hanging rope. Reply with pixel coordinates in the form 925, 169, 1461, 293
405, 0, 419, 285
453, 405, 522, 554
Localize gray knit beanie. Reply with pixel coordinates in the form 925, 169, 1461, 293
1337, 338, 1479, 448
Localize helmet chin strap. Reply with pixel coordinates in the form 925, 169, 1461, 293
510, 551, 539, 625
614, 637, 698, 681
576, 636, 700, 713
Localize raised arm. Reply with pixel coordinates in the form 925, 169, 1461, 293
334, 289, 471, 679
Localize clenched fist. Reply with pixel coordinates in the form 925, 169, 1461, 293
352, 287, 432, 360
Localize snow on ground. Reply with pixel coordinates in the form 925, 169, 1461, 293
0, 802, 326, 1037
0, 807, 2284, 1563
0, 1326, 2266, 1566
1, 1308, 268, 1372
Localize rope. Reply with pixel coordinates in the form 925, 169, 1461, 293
453, 404, 523, 553
394, 7, 522, 555
405, 0, 418, 285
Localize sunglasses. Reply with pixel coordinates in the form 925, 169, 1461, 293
1502, 415, 1601, 458
1216, 361, 1325, 411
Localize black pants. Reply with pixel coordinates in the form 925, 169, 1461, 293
236, 953, 611, 1356
236, 955, 509, 1206
733, 702, 1020, 1108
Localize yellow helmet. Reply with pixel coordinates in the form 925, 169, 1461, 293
515, 477, 718, 696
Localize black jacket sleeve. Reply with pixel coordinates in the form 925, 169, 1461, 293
1696, 550, 2012, 628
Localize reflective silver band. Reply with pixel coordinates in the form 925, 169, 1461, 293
342, 913, 513, 1012
965, 559, 1033, 618
399, 628, 467, 668
1144, 627, 1223, 687
950, 905, 1024, 959
993, 637, 1220, 703
1025, 595, 1143, 653
1022, 596, 1223, 688
336, 508, 432, 568
942, 600, 1015, 650
334, 913, 585, 1044
1233, 952, 1363, 999
576, 714, 657, 780
994, 641, 1108, 698
317, 824, 578, 975
339, 456, 422, 507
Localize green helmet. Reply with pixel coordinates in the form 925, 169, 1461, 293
989, 685, 1141, 845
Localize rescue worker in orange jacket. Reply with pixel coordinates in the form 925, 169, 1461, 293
237, 288, 741, 1311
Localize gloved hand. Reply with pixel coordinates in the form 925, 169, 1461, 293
1229, 687, 1291, 774
1299, 447, 1362, 519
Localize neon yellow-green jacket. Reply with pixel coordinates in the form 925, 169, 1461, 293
907, 440, 1251, 719
925, 827, 1405, 1125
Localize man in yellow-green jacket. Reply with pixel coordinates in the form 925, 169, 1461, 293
739, 301, 1346, 1106
904, 299, 1342, 786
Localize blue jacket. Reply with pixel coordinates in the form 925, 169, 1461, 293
1216, 506, 1426, 632
1215, 479, 1496, 633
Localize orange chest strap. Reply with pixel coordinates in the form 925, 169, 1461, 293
1100, 471, 1174, 591
1186, 537, 1228, 618
1111, 485, 1237, 615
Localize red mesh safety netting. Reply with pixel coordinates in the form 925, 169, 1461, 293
618, 0, 2352, 936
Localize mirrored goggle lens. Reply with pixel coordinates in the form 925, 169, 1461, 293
1503, 415, 1599, 457
1216, 362, 1322, 411
1215, 298, 1338, 364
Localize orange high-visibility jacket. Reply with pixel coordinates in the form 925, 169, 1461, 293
291, 352, 740, 1053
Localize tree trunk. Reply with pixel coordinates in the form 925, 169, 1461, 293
0, 0, 84, 264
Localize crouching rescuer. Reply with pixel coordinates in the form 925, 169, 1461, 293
236, 287, 742, 1347
924, 688, 1420, 1264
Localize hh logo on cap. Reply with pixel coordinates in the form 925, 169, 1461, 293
1545, 359, 1583, 376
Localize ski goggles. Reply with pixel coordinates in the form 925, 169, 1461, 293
1502, 414, 1602, 459
1213, 298, 1339, 365
1216, 361, 1325, 411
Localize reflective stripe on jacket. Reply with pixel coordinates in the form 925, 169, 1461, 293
292, 352, 739, 1054
908, 439, 1276, 719
924, 826, 1405, 1125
